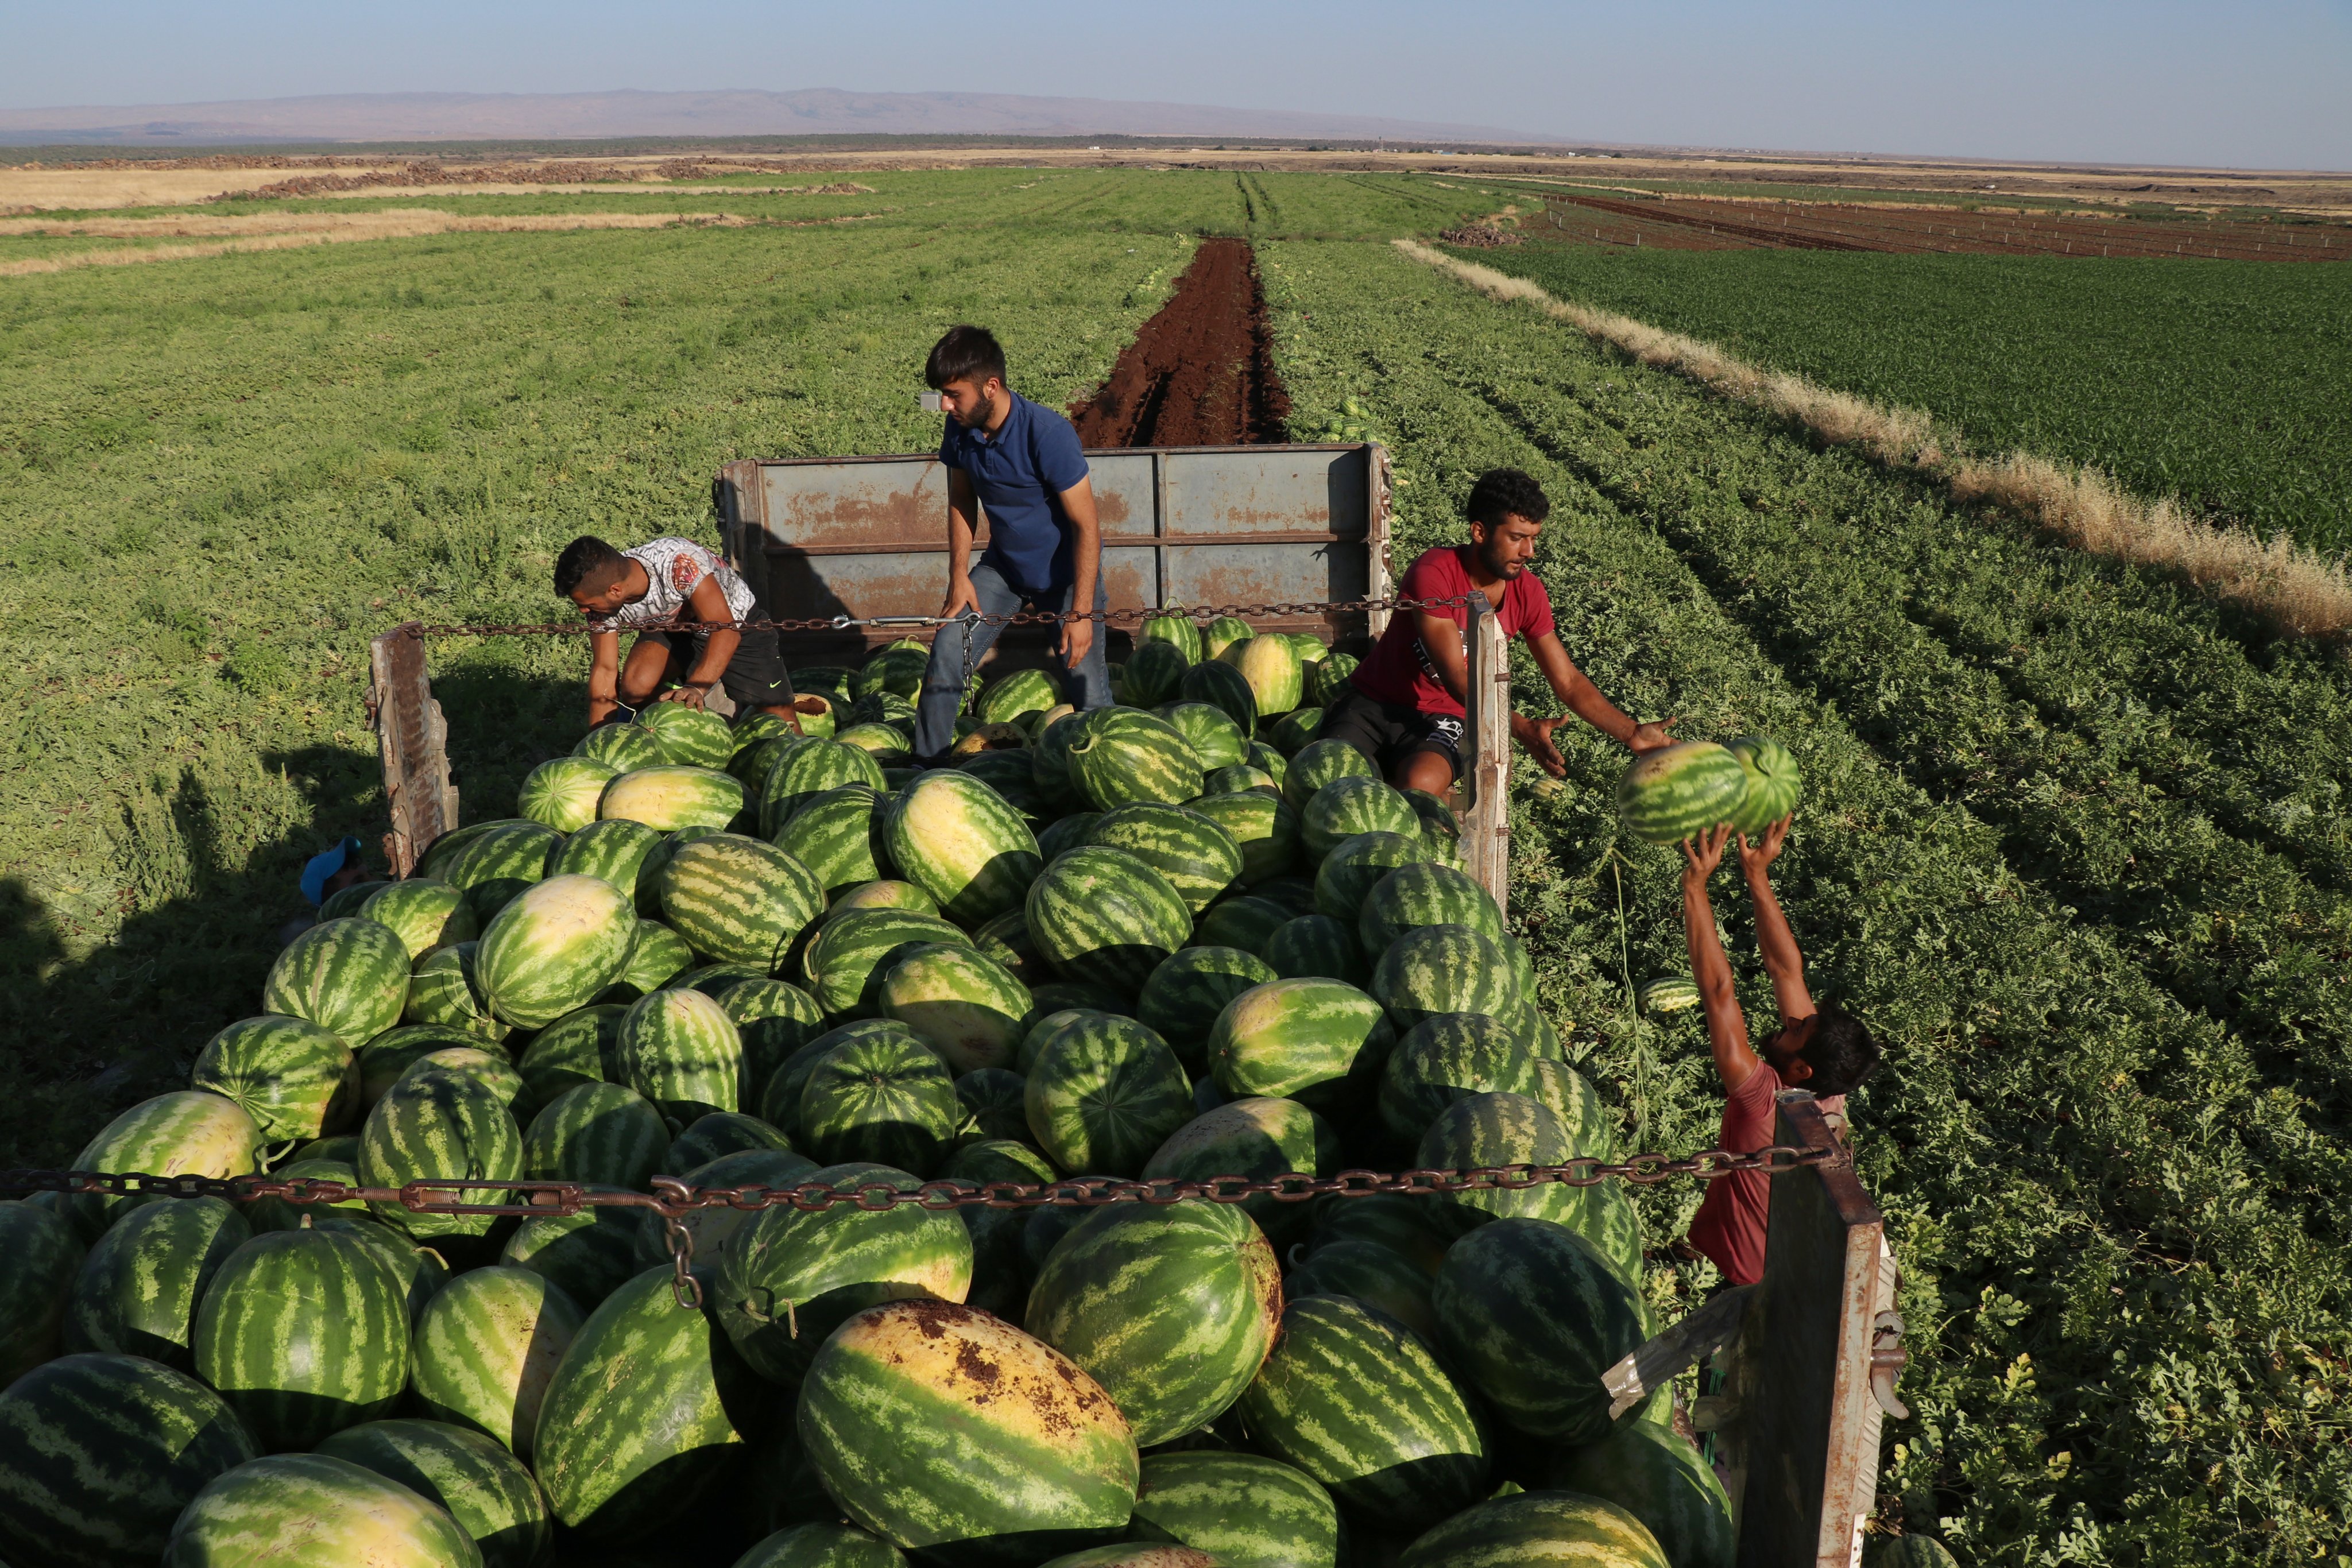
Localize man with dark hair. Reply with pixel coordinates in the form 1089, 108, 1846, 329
1328, 466, 1672, 792
912, 324, 1108, 762
1680, 816, 1881, 1286
554, 533, 797, 728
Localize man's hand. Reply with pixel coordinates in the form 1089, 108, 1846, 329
1737, 814, 1792, 878
658, 684, 709, 710
1681, 822, 1734, 886
940, 573, 980, 621
1058, 612, 1094, 668
1628, 717, 1680, 753
1511, 713, 1568, 778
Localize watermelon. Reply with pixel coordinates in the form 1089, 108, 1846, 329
1639, 977, 1702, 1014
1200, 617, 1251, 660
1031, 710, 1094, 804
1549, 1422, 1734, 1568
879, 943, 1032, 1073
1414, 1092, 1585, 1231
67, 1091, 261, 1236
1178, 660, 1258, 738
1264, 915, 1368, 988
1067, 707, 1205, 810
318, 878, 389, 919
237, 1156, 367, 1233
1227, 633, 1304, 718
1299, 1193, 1449, 1277
1380, 1013, 1543, 1145
937, 1139, 1053, 1318
1360, 861, 1504, 954
1136, 946, 1281, 1074
1371, 924, 1519, 1034
675, 959, 772, 996
885, 771, 1042, 926
668, 1110, 794, 1171
1143, 1096, 1336, 1245
1312, 831, 1429, 920
1245, 741, 1289, 785
1026, 846, 1194, 997
61, 1195, 244, 1372
978, 668, 1062, 725
261, 917, 410, 1047
403, 944, 510, 1044
675, 1148, 821, 1264
1129, 1451, 1338, 1568
516, 1004, 625, 1106
0, 1200, 79, 1384
857, 641, 930, 700
359, 878, 478, 961
714, 1162, 973, 1385
798, 1031, 962, 1174
1285, 1234, 1438, 1343
829, 879, 939, 919
1206, 979, 1392, 1109
1025, 1013, 1193, 1176
548, 817, 666, 905
602, 765, 746, 833
1139, 608, 1203, 664
798, 1300, 1138, 1557
1303, 653, 1356, 706
954, 1070, 1032, 1144
1124, 641, 1192, 707
192, 1228, 410, 1450
1204, 764, 1278, 795
617, 986, 745, 1120
425, 820, 566, 922
1024, 1201, 1281, 1446
519, 755, 621, 833
0, 1352, 260, 1568
1398, 1491, 1666, 1568
837, 722, 912, 764
1237, 1295, 1487, 1530
1433, 1218, 1647, 1445
1084, 804, 1244, 915
357, 1063, 525, 1240
804, 908, 973, 1020
732, 709, 802, 750
738, 1522, 912, 1568
736, 733, 807, 792
313, 1418, 547, 1568
579, 722, 669, 772
1403, 788, 1460, 854
500, 1200, 658, 1310
638, 703, 736, 768
533, 1267, 764, 1540
408, 1264, 584, 1459
1865, 1539, 1964, 1568
797, 667, 859, 710
655, 833, 824, 970
1016, 1007, 1111, 1075
167, 1452, 488, 1567
1299, 777, 1418, 862
1279, 742, 1372, 812
1615, 742, 1748, 846
761, 1020, 916, 1135
724, 977, 829, 1089
191, 1015, 359, 1143
475, 873, 637, 1029
611, 919, 696, 997
1035, 810, 1102, 861
1160, 702, 1250, 770
1186, 789, 1301, 886
525, 1082, 669, 1188
400, 1046, 529, 1121
1267, 708, 1324, 756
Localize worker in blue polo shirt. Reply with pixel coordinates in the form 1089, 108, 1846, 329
912, 324, 1109, 762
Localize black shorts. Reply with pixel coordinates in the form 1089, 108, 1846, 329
635, 625, 795, 710
1320, 686, 1464, 782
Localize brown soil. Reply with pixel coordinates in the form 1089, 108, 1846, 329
214, 160, 872, 200
1069, 237, 1291, 447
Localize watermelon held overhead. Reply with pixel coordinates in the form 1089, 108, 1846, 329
1614, 742, 1749, 846
1726, 734, 1802, 835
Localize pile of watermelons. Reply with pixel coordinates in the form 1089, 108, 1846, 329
0, 609, 1803, 1568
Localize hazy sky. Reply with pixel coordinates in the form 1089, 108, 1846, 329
6, 0, 2348, 169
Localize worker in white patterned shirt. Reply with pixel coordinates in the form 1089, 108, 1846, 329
554, 535, 798, 729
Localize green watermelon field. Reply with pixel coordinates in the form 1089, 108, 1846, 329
3, 167, 2349, 1565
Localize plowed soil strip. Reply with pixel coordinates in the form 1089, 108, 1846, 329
1070, 237, 1291, 446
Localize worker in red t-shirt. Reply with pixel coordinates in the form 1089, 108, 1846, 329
1680, 818, 1881, 1286
1329, 468, 1674, 793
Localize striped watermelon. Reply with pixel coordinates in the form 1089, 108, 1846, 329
1017, 1006, 1112, 1075
1160, 702, 1250, 770
1370, 924, 1519, 1034
1360, 861, 1505, 953
1178, 660, 1258, 738
798, 1300, 1138, 1556
1204, 763, 1278, 795
0, 1200, 79, 1384
1036, 811, 1102, 861
713, 1160, 973, 1385
722, 977, 828, 1090
1026, 847, 1193, 997
1433, 1218, 1647, 1445
1615, 743, 1748, 846
735, 733, 806, 792
1085, 804, 1244, 915
1399, 1492, 1666, 1568
938, 1139, 1054, 1319
519, 755, 621, 833
674, 959, 769, 997
1024, 1200, 1281, 1446
357, 1063, 525, 1240
1530, 1059, 1612, 1155
1264, 915, 1368, 988
262, 918, 411, 1047
427, 820, 564, 923
315, 1418, 548, 1568
775, 784, 890, 896
547, 817, 665, 904
1140, 607, 1203, 663
1067, 707, 1205, 811
1024, 1013, 1193, 1176
640, 703, 734, 768
1281, 741, 1375, 812
578, 721, 668, 772
403, 943, 510, 1044
954, 1070, 1033, 1145
829, 879, 940, 919
1567, 1176, 1647, 1289
1285, 1234, 1437, 1344
323, 881, 388, 916
1301, 777, 1418, 864
885, 771, 1042, 926
475, 873, 637, 1029
1202, 618, 1252, 660
336, 1219, 450, 1326
617, 986, 745, 1120
612, 919, 695, 997
675, 1148, 820, 1263
601, 765, 746, 833
1236, 1294, 1488, 1530
737, 1522, 912, 1568
68, 1091, 261, 1236
798, 1031, 962, 1175
1302, 653, 1356, 706
1031, 711, 1093, 808
761, 1020, 917, 1135
1247, 741, 1290, 786
1129, 1451, 1340, 1568
191, 1015, 359, 1143
359, 878, 478, 961
0, 1352, 260, 1568
524, 1082, 668, 1188
977, 668, 1062, 725
1268, 708, 1324, 756
1124, 640, 1192, 707
654, 833, 823, 970
400, 1046, 529, 1121
1312, 832, 1430, 921
516, 1004, 625, 1106
803, 908, 972, 1020
1415, 1093, 1583, 1231
666, 1109, 793, 1171
1193, 895, 1291, 954
192, 1228, 411, 1450
1206, 979, 1392, 1110
1379, 1014, 1544, 1145
1186, 789, 1301, 886
857, 641, 930, 700
1549, 1422, 1734, 1568
1224, 634, 1303, 718
763, 742, 888, 836
1142, 1096, 1336, 1245
409, 1265, 584, 1459
879, 943, 1032, 1073
61, 1196, 245, 1372
163, 1451, 485, 1568
499, 1201, 657, 1310
1136, 946, 1280, 1074
1639, 976, 1703, 1014
533, 1267, 762, 1539
1301, 1193, 1449, 1277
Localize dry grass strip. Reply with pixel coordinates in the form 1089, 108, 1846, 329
1396, 238, 2352, 640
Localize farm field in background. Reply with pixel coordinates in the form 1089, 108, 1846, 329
3, 165, 2349, 1565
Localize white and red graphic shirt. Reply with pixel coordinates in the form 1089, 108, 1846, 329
605, 537, 756, 641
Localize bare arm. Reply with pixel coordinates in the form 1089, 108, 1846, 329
1057, 477, 1101, 665
1737, 816, 1814, 1024
657, 576, 740, 707
586, 630, 622, 726
938, 470, 982, 620
1682, 823, 1763, 1094
1528, 630, 1676, 754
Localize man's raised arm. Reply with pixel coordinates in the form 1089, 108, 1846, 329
1684, 823, 1763, 1094
1737, 816, 1815, 1025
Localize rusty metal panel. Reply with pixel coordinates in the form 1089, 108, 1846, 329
1084, 451, 1158, 539
1160, 540, 1367, 611
1160, 446, 1368, 537
759, 456, 948, 551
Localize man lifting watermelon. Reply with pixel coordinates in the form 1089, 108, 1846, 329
1326, 468, 1674, 792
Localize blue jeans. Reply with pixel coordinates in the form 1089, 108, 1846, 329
913, 560, 1113, 760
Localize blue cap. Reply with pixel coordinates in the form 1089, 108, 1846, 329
300, 836, 366, 907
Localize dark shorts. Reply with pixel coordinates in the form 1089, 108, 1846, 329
1320, 685, 1464, 782
635, 625, 795, 710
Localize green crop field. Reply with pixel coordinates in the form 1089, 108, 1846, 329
1449, 242, 2352, 553
3, 167, 2347, 1565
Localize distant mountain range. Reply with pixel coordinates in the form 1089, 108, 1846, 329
0, 88, 1547, 147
